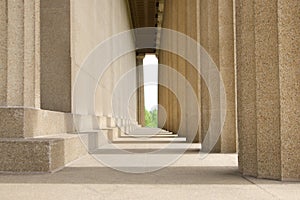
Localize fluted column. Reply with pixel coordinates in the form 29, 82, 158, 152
200, 0, 237, 152
200, 0, 211, 145
236, 0, 300, 180
205, 0, 221, 152
136, 54, 145, 127
0, 0, 40, 108
278, 0, 300, 181
158, 50, 170, 130
218, 0, 236, 153
164, 0, 171, 131
158, 0, 170, 131
186, 0, 200, 142
176, 0, 187, 137
170, 0, 179, 134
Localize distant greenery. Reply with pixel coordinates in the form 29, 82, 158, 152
145, 108, 158, 127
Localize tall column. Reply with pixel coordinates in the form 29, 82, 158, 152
200, 0, 222, 151
200, 0, 237, 152
236, 0, 257, 175
170, 0, 179, 134
236, 0, 300, 180
207, 0, 221, 152
166, 0, 173, 132
136, 54, 145, 127
176, 0, 187, 137
200, 0, 211, 145
0, 0, 40, 108
158, 1, 170, 130
278, 0, 300, 180
158, 50, 170, 130
186, 0, 200, 142
0, 0, 8, 106
218, 0, 237, 153
164, 0, 171, 132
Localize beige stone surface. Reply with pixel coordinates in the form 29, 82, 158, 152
0, 108, 24, 138
158, 0, 171, 131
176, 0, 187, 137
186, 0, 200, 143
40, 0, 71, 112
0, 108, 75, 138
236, 0, 300, 180
207, 0, 221, 152
136, 54, 145, 127
0, 138, 64, 172
0, 0, 7, 106
0, 153, 299, 200
255, 0, 281, 179
5, 0, 40, 108
236, 0, 258, 176
278, 0, 300, 180
0, 134, 86, 173
71, 0, 137, 119
219, 0, 237, 153
170, 0, 179, 134
200, 0, 210, 144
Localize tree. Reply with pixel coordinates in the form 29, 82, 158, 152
145, 108, 158, 127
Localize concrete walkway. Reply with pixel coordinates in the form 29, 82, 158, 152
0, 151, 299, 200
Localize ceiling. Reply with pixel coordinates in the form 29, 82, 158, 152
128, 0, 164, 54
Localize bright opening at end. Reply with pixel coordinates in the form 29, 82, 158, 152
143, 54, 158, 128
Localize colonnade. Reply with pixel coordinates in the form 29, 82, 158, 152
157, 0, 299, 180
158, 0, 237, 151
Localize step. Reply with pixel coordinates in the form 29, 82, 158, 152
78, 128, 120, 151
0, 134, 87, 173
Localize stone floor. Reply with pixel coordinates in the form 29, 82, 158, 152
0, 145, 299, 200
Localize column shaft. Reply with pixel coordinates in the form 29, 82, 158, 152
219, 0, 237, 153
177, 0, 187, 137
136, 54, 145, 127
186, 0, 200, 142
5, 0, 40, 108
278, 0, 300, 180
236, 0, 300, 180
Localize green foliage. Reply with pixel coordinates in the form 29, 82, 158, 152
145, 108, 158, 128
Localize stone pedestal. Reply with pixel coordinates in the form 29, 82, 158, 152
0, 0, 86, 173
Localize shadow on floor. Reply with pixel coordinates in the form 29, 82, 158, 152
0, 166, 255, 185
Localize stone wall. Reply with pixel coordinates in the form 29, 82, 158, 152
71, 0, 137, 121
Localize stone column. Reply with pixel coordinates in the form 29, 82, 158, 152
176, 0, 187, 137
205, 0, 221, 152
158, 1, 170, 130
186, 0, 200, 142
0, 0, 40, 108
164, 0, 171, 131
40, 0, 71, 112
136, 54, 145, 127
170, 0, 179, 134
218, 0, 236, 153
200, 0, 237, 151
158, 50, 170, 130
0, 0, 7, 106
200, 0, 211, 145
0, 0, 84, 173
278, 0, 300, 181
236, 0, 300, 180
